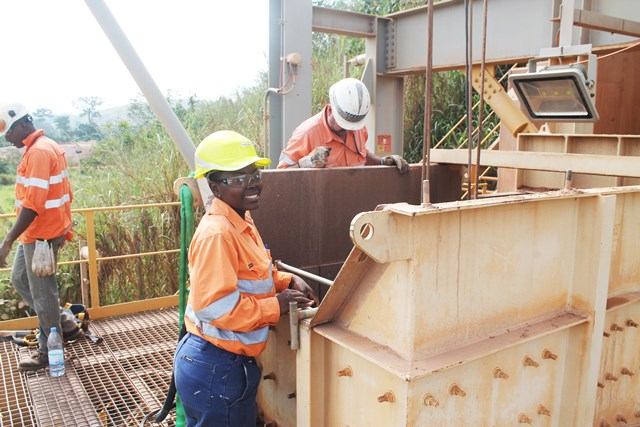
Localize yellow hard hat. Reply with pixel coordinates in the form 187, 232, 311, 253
194, 130, 270, 178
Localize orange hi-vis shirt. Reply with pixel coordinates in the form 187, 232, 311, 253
277, 105, 369, 168
184, 198, 293, 357
16, 130, 73, 244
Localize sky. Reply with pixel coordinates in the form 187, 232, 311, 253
2, 1, 269, 115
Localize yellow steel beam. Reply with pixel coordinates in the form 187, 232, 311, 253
471, 65, 538, 136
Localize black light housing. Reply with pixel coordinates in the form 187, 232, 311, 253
509, 63, 599, 122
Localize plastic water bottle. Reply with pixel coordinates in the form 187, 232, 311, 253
47, 327, 65, 377
62, 303, 74, 318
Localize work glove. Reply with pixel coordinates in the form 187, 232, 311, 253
381, 154, 410, 175
298, 146, 332, 168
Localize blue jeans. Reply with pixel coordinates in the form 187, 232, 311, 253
11, 236, 77, 354
174, 333, 261, 427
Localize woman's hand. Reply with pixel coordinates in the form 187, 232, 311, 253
289, 275, 320, 307
276, 289, 313, 314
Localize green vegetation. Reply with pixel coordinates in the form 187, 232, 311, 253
0, 0, 502, 321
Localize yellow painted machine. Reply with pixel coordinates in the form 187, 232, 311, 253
33, 1, 640, 426
249, 2, 640, 426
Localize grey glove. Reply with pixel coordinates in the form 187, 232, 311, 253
298, 146, 332, 168
381, 154, 409, 175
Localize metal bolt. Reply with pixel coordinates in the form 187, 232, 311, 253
626, 318, 639, 328
449, 384, 466, 397
377, 391, 395, 403
621, 367, 635, 377
263, 372, 276, 381
611, 323, 624, 332
518, 413, 533, 424
523, 356, 539, 367
615, 414, 627, 423
605, 373, 618, 381
423, 393, 439, 407
542, 349, 558, 360
537, 404, 551, 416
493, 368, 509, 379
336, 366, 352, 377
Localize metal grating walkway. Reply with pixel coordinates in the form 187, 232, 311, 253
0, 308, 179, 427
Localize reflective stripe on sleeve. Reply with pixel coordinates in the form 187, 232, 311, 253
16, 175, 49, 190
278, 153, 296, 166
237, 266, 274, 294
192, 269, 274, 323
49, 169, 69, 184
195, 289, 240, 323
44, 193, 71, 209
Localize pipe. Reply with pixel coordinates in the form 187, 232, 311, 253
263, 88, 279, 160
275, 261, 334, 287
289, 302, 299, 350
84, 0, 196, 170
289, 304, 318, 351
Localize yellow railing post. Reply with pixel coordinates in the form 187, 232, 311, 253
84, 210, 101, 309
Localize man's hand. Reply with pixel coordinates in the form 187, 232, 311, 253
298, 146, 331, 168
381, 154, 410, 175
0, 240, 12, 268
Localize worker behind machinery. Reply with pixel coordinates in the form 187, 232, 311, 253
277, 77, 409, 174
0, 103, 81, 371
174, 130, 319, 427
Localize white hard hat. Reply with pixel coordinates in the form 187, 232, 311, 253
329, 78, 370, 131
0, 103, 30, 137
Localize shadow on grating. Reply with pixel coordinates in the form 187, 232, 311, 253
2, 307, 180, 427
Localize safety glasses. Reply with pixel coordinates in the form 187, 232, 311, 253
208, 170, 262, 188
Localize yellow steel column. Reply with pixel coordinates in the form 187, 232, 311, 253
84, 211, 101, 309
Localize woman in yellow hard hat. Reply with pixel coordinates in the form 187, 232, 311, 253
174, 130, 319, 427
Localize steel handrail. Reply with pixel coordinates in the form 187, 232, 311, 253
0, 201, 182, 329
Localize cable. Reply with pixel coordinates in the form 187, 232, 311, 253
140, 184, 193, 426
576, 38, 640, 63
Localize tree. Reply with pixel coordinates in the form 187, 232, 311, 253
54, 115, 73, 140
73, 96, 103, 124
75, 123, 102, 141
32, 108, 54, 120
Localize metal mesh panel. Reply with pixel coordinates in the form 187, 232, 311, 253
1, 308, 179, 427
0, 341, 37, 427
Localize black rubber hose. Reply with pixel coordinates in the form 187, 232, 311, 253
141, 323, 187, 426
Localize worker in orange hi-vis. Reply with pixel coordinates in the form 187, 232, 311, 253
277, 77, 409, 174
174, 130, 319, 427
0, 103, 81, 372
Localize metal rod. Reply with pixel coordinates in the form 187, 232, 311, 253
83, 0, 196, 169
422, 0, 434, 205
474, 0, 489, 199
466, 0, 474, 200
289, 301, 299, 350
275, 261, 334, 287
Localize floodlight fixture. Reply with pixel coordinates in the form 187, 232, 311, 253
509, 56, 599, 122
